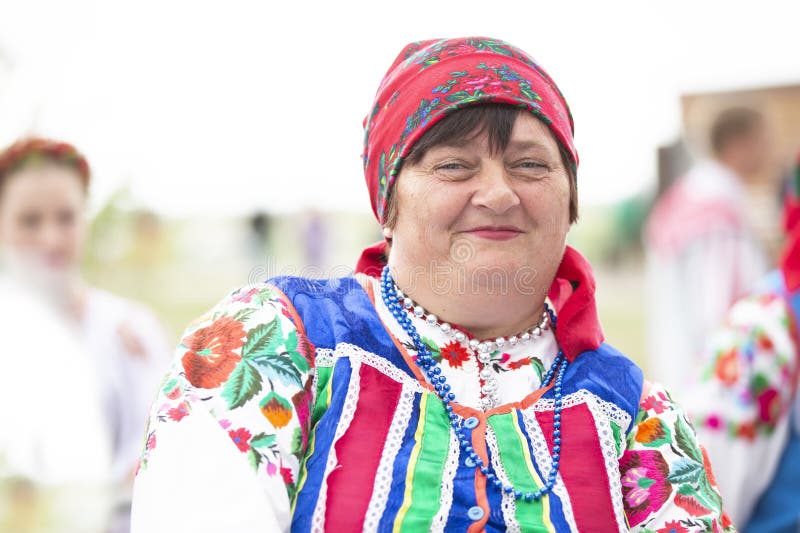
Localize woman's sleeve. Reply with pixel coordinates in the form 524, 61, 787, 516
131, 283, 316, 533
684, 291, 797, 526
621, 383, 735, 532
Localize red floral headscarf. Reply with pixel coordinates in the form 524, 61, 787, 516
362, 37, 578, 224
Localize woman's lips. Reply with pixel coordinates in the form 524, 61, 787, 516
465, 227, 524, 241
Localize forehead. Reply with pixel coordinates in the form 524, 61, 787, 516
1, 164, 85, 207
427, 113, 559, 153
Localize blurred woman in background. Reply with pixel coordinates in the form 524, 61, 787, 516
0, 138, 169, 533
688, 154, 800, 531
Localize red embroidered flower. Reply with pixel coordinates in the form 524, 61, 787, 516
757, 333, 774, 351
181, 316, 246, 389
507, 358, 531, 370
228, 427, 252, 453
167, 401, 190, 422
714, 348, 740, 386
641, 394, 666, 414
701, 446, 719, 487
657, 520, 689, 533
440, 341, 470, 368
737, 421, 756, 440
280, 464, 294, 485
673, 492, 711, 516
232, 287, 260, 303
757, 387, 782, 425
146, 433, 156, 451
165, 385, 181, 400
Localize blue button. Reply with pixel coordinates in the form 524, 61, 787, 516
467, 505, 485, 521
463, 416, 479, 429
465, 456, 476, 467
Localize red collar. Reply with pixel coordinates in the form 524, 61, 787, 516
355, 243, 604, 360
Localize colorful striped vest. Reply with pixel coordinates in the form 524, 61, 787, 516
274, 276, 644, 532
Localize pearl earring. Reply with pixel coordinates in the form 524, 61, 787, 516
382, 227, 393, 240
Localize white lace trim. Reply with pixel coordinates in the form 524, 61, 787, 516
315, 350, 335, 368
311, 357, 362, 532
363, 385, 415, 531
315, 343, 425, 393
518, 409, 578, 532
584, 397, 628, 532
430, 427, 459, 533
525, 389, 632, 430
486, 427, 520, 532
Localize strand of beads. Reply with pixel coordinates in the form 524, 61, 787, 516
393, 281, 551, 410
395, 286, 550, 355
380, 266, 568, 502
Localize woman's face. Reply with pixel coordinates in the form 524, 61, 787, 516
0, 164, 87, 276
389, 112, 571, 296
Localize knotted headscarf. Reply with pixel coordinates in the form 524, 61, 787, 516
362, 37, 578, 224
356, 37, 604, 361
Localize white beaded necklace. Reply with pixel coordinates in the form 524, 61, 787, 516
392, 284, 551, 410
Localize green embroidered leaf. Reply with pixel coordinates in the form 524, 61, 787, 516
250, 432, 277, 449
161, 377, 179, 395
531, 358, 545, 382
421, 336, 441, 361
221, 361, 263, 409
252, 352, 303, 388
247, 449, 262, 470
519, 84, 539, 102
451, 70, 469, 77
242, 320, 283, 359
291, 427, 304, 458
445, 91, 473, 102
234, 307, 256, 323
675, 415, 704, 463
667, 457, 704, 484
637, 477, 655, 489
609, 421, 623, 457
698, 473, 723, 509
285, 331, 310, 373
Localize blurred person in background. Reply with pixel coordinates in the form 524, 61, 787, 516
645, 107, 771, 399
687, 154, 800, 531
0, 273, 113, 532
0, 138, 170, 533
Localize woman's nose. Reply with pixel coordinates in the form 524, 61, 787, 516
470, 162, 520, 214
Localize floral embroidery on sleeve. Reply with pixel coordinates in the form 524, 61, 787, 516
691, 292, 796, 441
621, 384, 734, 532
137, 282, 315, 499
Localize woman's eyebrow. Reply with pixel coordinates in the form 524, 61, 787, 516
506, 140, 554, 152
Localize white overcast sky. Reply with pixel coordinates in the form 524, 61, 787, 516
1, 0, 799, 217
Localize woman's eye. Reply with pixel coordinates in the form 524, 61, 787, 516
19, 213, 41, 229
512, 160, 550, 178
433, 161, 474, 180
517, 161, 548, 170
436, 162, 465, 170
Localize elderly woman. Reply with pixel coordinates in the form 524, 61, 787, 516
132, 38, 731, 532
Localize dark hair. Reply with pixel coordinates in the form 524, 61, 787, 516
710, 107, 764, 156
0, 137, 91, 195
383, 104, 578, 228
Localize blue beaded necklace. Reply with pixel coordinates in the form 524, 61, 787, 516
380, 266, 567, 502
